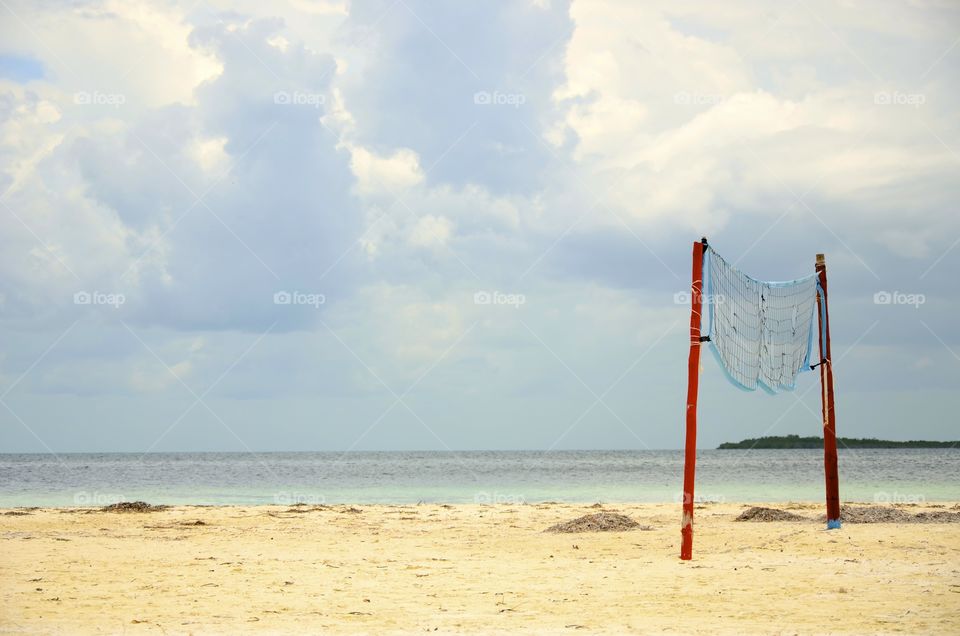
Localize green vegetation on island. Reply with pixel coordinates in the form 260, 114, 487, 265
718, 434, 958, 449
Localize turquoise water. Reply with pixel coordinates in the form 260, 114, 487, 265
0, 450, 956, 507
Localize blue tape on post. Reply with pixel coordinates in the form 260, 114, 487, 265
826, 519, 841, 530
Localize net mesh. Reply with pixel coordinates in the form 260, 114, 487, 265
704, 247, 821, 393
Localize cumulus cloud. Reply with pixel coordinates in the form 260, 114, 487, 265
1, 0, 958, 451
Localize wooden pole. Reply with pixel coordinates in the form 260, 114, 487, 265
681, 238, 707, 560
815, 254, 841, 528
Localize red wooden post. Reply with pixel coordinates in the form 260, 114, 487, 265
816, 254, 841, 528
681, 238, 707, 560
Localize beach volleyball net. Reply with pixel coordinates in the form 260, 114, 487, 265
703, 247, 821, 394
680, 239, 840, 560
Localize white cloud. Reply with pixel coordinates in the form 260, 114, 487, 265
408, 214, 454, 248
1, 0, 958, 451
550, 0, 960, 252
349, 145, 423, 196
188, 136, 230, 175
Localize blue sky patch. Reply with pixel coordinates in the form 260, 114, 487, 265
0, 54, 45, 82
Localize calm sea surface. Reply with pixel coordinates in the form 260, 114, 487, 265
0, 450, 956, 507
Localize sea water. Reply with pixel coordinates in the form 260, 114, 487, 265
0, 449, 956, 507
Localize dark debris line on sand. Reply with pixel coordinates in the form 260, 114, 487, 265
914, 510, 960, 523
834, 505, 913, 523
735, 507, 807, 522
833, 505, 960, 524
545, 512, 651, 533
100, 502, 169, 513
735, 505, 960, 523
284, 506, 328, 513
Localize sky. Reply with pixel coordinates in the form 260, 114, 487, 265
0, 0, 958, 453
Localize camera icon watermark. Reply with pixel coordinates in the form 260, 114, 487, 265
74, 290, 125, 309
473, 290, 526, 308
874, 90, 925, 108
473, 90, 526, 108
273, 290, 326, 308
73, 91, 126, 108
873, 290, 924, 308
273, 90, 325, 108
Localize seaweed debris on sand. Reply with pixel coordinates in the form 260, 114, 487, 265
833, 506, 960, 524
100, 502, 169, 513
735, 507, 807, 522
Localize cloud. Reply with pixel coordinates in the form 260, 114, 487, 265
339, 0, 574, 195
348, 145, 423, 196
551, 1, 960, 254
1, 0, 958, 452
3, 13, 366, 334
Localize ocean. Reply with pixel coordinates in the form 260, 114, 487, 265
0, 449, 956, 507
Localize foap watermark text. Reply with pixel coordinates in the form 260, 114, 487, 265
74, 491, 126, 506
674, 291, 724, 305
473, 90, 526, 108
874, 91, 925, 108
274, 90, 325, 108
474, 491, 525, 505
274, 492, 327, 505
474, 290, 525, 308
74, 290, 125, 309
74, 91, 126, 108
874, 291, 925, 308
274, 290, 326, 308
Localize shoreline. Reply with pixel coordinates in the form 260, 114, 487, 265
2, 497, 959, 509
3, 501, 959, 634
12, 499, 959, 511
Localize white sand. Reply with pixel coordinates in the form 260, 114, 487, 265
2, 502, 958, 634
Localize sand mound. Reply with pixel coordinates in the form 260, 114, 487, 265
834, 506, 912, 523
545, 512, 643, 533
100, 501, 168, 513
735, 507, 807, 522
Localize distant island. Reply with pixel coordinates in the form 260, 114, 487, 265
718, 434, 958, 449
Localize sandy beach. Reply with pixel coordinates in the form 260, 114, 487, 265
1, 502, 958, 635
